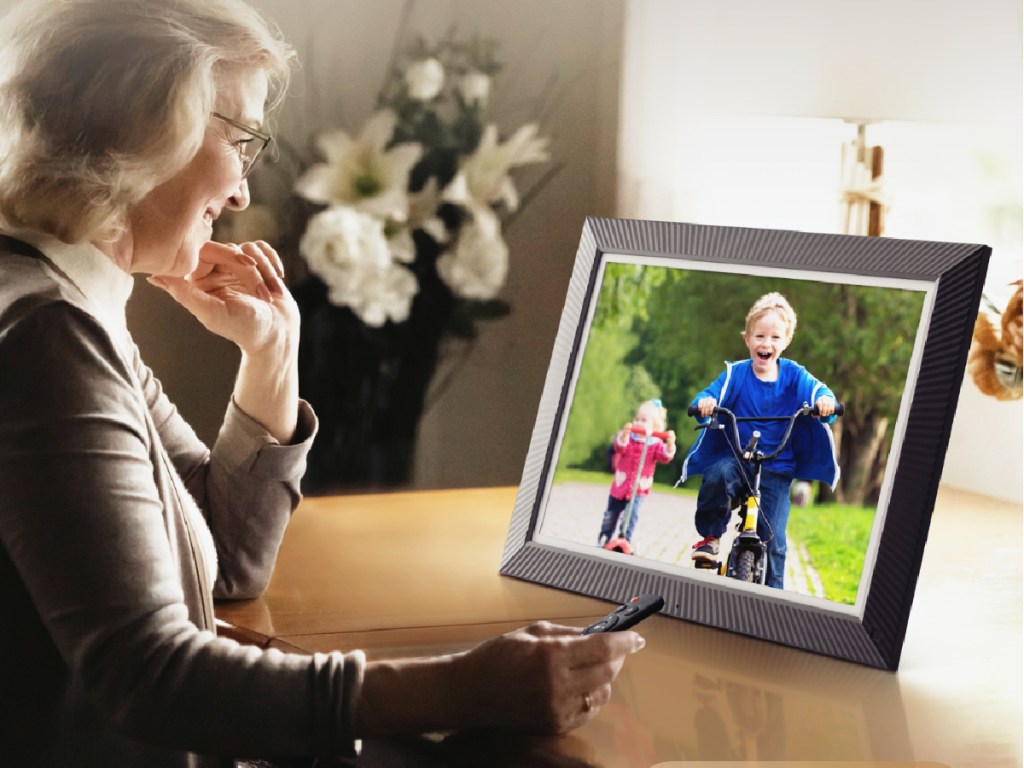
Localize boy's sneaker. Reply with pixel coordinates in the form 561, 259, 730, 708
691, 536, 720, 563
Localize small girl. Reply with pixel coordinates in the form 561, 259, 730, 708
597, 399, 677, 549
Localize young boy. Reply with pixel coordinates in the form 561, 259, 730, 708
680, 292, 839, 589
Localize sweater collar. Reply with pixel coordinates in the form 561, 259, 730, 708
8, 229, 134, 336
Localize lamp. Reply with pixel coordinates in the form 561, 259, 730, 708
640, 0, 1023, 236
839, 120, 885, 236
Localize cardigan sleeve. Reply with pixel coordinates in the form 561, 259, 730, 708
0, 301, 364, 759
131, 344, 317, 600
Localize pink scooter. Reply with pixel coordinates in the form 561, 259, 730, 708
604, 425, 670, 556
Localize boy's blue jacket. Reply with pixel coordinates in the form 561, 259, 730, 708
679, 359, 841, 489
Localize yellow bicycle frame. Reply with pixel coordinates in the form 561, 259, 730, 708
742, 494, 759, 533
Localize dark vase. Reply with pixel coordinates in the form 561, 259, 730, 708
293, 233, 455, 495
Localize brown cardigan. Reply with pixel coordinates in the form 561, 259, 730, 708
0, 237, 364, 766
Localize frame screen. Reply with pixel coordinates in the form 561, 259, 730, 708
500, 217, 990, 669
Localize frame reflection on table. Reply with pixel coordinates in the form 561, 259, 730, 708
215, 485, 1021, 767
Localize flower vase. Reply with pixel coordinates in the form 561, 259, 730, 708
293, 234, 455, 494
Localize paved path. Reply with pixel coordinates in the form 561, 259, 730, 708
538, 482, 824, 599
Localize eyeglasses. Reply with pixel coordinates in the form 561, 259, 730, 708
211, 111, 273, 178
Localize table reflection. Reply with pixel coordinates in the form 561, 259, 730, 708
340, 613, 911, 767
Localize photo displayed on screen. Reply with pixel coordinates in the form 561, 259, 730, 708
534, 255, 930, 614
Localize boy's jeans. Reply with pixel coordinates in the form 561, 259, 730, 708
694, 457, 792, 589
598, 494, 645, 543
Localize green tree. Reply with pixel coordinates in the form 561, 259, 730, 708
620, 268, 925, 505
555, 324, 661, 471
555, 262, 665, 473
591, 261, 668, 329
784, 282, 924, 505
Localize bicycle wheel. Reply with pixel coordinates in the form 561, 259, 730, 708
733, 549, 756, 582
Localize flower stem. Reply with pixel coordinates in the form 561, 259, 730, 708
378, 0, 417, 108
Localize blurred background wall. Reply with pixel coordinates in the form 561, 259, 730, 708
613, 0, 1022, 503
2, 0, 1015, 501
122, 0, 1024, 503
125, 0, 626, 491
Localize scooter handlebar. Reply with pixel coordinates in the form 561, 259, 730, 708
628, 425, 672, 440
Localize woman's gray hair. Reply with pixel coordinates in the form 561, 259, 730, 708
0, 0, 294, 243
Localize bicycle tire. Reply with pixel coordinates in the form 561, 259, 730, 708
733, 549, 756, 582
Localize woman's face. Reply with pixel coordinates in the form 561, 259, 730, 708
126, 70, 269, 276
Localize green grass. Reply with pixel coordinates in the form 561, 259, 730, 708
551, 467, 608, 486
552, 467, 871, 606
787, 503, 876, 606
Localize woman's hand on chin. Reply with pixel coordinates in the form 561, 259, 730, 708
147, 240, 299, 356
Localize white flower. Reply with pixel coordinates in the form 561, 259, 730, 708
299, 206, 417, 327
404, 57, 445, 101
294, 110, 422, 221
299, 206, 390, 272
436, 208, 508, 300
298, 205, 388, 304
387, 227, 416, 264
443, 123, 549, 213
419, 217, 449, 246
457, 71, 491, 107
344, 260, 419, 327
408, 177, 449, 245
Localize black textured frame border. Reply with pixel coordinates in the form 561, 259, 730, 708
499, 217, 990, 670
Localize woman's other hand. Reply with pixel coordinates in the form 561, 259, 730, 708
357, 621, 645, 737
459, 621, 644, 734
147, 240, 298, 357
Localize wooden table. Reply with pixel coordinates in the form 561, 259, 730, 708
216, 485, 1022, 767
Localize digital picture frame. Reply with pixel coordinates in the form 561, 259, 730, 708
500, 217, 990, 670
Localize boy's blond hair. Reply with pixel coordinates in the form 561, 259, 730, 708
745, 292, 797, 342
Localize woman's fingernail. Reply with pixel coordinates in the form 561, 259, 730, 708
634, 635, 646, 651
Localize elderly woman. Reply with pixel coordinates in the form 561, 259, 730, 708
0, 0, 643, 765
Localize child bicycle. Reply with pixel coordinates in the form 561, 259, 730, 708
685, 401, 845, 584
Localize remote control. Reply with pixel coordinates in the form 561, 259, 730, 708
579, 595, 665, 635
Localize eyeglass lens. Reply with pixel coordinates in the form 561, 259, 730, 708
212, 112, 270, 177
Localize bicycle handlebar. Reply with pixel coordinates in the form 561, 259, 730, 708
686, 402, 845, 419
686, 401, 845, 464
